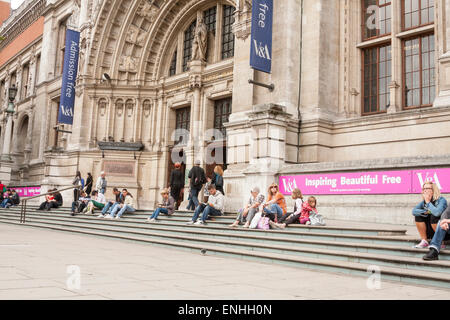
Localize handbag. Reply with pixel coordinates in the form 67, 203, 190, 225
257, 216, 270, 230
249, 212, 262, 229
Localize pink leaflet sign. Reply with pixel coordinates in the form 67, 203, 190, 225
279, 168, 450, 195
10, 186, 41, 197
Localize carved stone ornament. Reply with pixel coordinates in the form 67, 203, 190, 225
126, 25, 139, 43
116, 99, 124, 116
126, 100, 134, 117
143, 100, 151, 117
192, 13, 207, 61
137, 0, 159, 22
119, 55, 137, 72
189, 74, 202, 89
99, 99, 107, 116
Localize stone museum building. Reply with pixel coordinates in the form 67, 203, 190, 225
0, 0, 449, 224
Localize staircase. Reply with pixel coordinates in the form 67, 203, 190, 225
0, 206, 449, 289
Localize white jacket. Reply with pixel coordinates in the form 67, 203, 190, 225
207, 191, 225, 214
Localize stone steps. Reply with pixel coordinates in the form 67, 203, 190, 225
1, 207, 449, 289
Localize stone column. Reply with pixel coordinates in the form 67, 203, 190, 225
27, 54, 36, 98
188, 60, 205, 164
433, 0, 450, 107
1, 114, 13, 161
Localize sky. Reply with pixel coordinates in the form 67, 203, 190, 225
11, 0, 25, 10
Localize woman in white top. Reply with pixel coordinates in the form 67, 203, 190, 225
107, 189, 135, 219
84, 190, 106, 215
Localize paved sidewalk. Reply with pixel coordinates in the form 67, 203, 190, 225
0, 223, 448, 300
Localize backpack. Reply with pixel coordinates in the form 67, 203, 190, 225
80, 178, 85, 189
309, 212, 326, 226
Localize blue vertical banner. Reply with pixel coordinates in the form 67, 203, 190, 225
250, 0, 273, 74
58, 28, 80, 125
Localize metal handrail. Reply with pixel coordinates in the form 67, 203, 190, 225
19, 185, 82, 224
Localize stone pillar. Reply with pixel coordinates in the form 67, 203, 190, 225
434, 0, 450, 107
1, 114, 13, 161
27, 54, 36, 98
188, 60, 205, 164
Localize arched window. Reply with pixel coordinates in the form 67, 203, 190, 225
170, 4, 236, 77
183, 20, 197, 72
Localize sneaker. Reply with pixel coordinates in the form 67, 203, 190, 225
105, 215, 113, 220
414, 239, 429, 249
149, 218, 156, 223
306, 221, 311, 225
423, 247, 439, 261
97, 214, 104, 218
194, 220, 204, 225
186, 221, 195, 225
115, 216, 121, 220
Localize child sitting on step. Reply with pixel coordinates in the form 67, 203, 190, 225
269, 188, 303, 229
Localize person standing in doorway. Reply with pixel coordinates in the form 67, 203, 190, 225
169, 163, 184, 210
72, 171, 82, 203
211, 165, 225, 196
84, 173, 93, 196
95, 171, 107, 195
188, 160, 206, 209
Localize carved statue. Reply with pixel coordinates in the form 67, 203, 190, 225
191, 15, 207, 61
119, 55, 137, 72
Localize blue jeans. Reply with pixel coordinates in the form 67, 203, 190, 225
100, 188, 106, 194
150, 207, 168, 220
264, 204, 283, 219
191, 204, 222, 222
1, 198, 11, 208
110, 204, 135, 218
191, 187, 201, 208
430, 223, 450, 253
102, 202, 119, 215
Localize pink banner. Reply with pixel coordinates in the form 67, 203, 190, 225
10, 186, 41, 197
279, 168, 450, 195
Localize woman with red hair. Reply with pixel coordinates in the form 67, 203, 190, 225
169, 162, 184, 210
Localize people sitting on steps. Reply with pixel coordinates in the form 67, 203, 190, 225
98, 188, 124, 218
187, 184, 224, 225
263, 183, 287, 222
422, 202, 450, 260
147, 188, 175, 222
38, 188, 62, 211
84, 190, 106, 215
71, 190, 90, 216
107, 189, 135, 219
412, 181, 448, 249
269, 188, 304, 229
229, 186, 265, 228
1, 189, 20, 208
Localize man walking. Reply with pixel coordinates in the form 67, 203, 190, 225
188, 159, 206, 209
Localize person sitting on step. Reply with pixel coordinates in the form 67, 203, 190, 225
38, 188, 62, 211
229, 186, 265, 228
262, 183, 287, 222
423, 205, 450, 260
269, 188, 304, 229
107, 189, 135, 219
71, 190, 90, 216
187, 184, 224, 225
84, 190, 106, 215
147, 188, 175, 222
0, 189, 11, 208
98, 188, 124, 218
412, 181, 447, 249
